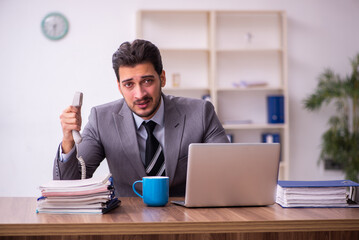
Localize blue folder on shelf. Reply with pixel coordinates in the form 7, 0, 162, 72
267, 95, 284, 124
276, 180, 359, 208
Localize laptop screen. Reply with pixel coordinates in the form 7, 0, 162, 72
183, 143, 280, 207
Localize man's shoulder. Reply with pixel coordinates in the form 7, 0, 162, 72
93, 98, 126, 114
164, 94, 213, 111
165, 94, 208, 106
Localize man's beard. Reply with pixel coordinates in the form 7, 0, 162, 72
132, 91, 162, 119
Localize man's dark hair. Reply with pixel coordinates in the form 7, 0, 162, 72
112, 39, 163, 82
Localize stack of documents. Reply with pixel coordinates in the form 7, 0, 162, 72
37, 174, 120, 214
276, 180, 359, 208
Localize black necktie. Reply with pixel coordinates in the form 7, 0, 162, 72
143, 121, 166, 176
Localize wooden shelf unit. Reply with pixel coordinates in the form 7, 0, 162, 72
137, 10, 289, 180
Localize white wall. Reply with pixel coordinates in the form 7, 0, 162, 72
1, 0, 358, 196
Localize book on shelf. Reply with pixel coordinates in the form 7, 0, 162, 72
36, 173, 120, 214
267, 95, 284, 124
261, 133, 280, 143
276, 180, 359, 208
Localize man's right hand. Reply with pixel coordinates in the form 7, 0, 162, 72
60, 106, 82, 154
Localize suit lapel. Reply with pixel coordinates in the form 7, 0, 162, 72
112, 95, 185, 183
113, 103, 146, 178
163, 95, 185, 185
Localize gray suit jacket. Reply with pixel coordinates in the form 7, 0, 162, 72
53, 94, 229, 197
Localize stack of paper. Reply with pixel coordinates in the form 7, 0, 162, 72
276, 180, 359, 208
37, 174, 120, 214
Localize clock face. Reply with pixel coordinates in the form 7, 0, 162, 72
41, 12, 69, 40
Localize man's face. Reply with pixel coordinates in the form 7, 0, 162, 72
118, 62, 166, 120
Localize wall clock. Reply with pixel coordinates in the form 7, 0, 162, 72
41, 12, 69, 40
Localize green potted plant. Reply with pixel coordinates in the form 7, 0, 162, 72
303, 53, 359, 182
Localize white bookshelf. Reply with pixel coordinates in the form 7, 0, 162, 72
137, 10, 289, 180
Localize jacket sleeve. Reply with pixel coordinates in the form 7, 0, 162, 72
202, 101, 230, 143
53, 144, 81, 180
53, 107, 106, 180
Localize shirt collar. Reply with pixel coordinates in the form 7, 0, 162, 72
133, 96, 164, 129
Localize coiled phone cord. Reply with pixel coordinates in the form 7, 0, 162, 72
75, 143, 86, 180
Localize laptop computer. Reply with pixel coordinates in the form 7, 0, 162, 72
172, 143, 280, 207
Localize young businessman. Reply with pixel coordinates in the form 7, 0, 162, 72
54, 39, 229, 197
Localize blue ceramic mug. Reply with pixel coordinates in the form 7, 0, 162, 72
132, 176, 169, 207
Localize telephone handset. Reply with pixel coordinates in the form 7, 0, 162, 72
72, 92, 86, 179
72, 92, 83, 144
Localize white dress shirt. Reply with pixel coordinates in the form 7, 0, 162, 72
132, 96, 165, 165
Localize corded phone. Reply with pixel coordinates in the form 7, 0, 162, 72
72, 92, 86, 179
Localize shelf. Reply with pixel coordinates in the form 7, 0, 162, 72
215, 10, 284, 14
216, 50, 283, 88
216, 48, 282, 53
164, 87, 209, 91
162, 50, 209, 89
160, 48, 210, 52
217, 86, 284, 92
163, 87, 210, 99
138, 10, 289, 180
138, 11, 209, 49
215, 11, 283, 50
223, 123, 286, 130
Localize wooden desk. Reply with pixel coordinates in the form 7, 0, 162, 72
0, 197, 358, 240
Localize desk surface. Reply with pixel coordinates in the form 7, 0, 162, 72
1, 197, 359, 236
